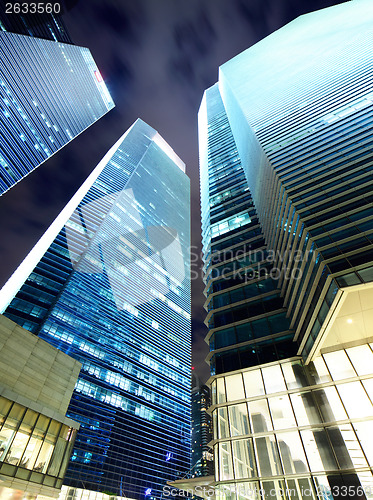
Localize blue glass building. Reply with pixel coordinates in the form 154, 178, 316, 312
0, 32, 114, 195
196, 1, 373, 498
0, 119, 191, 500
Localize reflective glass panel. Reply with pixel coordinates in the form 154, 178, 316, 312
225, 374, 245, 401
19, 435, 42, 470
229, 404, 250, 437
4, 409, 38, 467
261, 480, 286, 500
0, 403, 26, 461
282, 362, 308, 390
308, 356, 332, 384
346, 345, 373, 376
313, 387, 348, 422
213, 410, 218, 440
357, 472, 373, 500
313, 475, 332, 500
45, 424, 69, 477
4, 431, 29, 466
248, 399, 273, 432
236, 481, 261, 500
300, 429, 338, 472
362, 379, 373, 403
354, 422, 373, 465
255, 435, 282, 476
217, 407, 229, 439
243, 370, 265, 398
211, 380, 217, 405
297, 478, 316, 499
327, 424, 367, 469
0, 398, 12, 427
267, 396, 296, 430
290, 392, 321, 426
214, 444, 219, 482
286, 478, 316, 500
337, 382, 373, 418
57, 428, 75, 478
262, 365, 286, 394
217, 484, 236, 500
217, 378, 227, 404
218, 441, 234, 480
277, 431, 308, 474
323, 351, 356, 380
232, 438, 256, 479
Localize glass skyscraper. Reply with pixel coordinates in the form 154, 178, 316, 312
191, 375, 213, 478
0, 31, 114, 195
198, 1, 373, 499
0, 119, 191, 500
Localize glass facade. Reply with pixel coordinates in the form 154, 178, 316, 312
0, 32, 114, 195
198, 2, 373, 499
0, 395, 76, 490
191, 379, 213, 477
199, 84, 297, 376
1, 120, 191, 500
211, 349, 373, 499
218, 0, 373, 360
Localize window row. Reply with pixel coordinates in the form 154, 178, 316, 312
212, 346, 373, 404
0, 397, 76, 479
211, 312, 291, 350
214, 473, 373, 500
215, 422, 373, 481
213, 379, 373, 439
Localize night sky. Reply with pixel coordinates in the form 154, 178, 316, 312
0, 0, 344, 382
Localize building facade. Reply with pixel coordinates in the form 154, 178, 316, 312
199, 1, 373, 498
191, 375, 213, 478
0, 31, 114, 195
0, 119, 191, 500
0, 314, 80, 500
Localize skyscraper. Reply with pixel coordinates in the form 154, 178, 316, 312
198, 1, 373, 498
0, 31, 114, 195
191, 375, 213, 478
0, 119, 191, 500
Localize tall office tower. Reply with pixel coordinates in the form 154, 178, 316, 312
198, 1, 373, 499
0, 32, 114, 195
0, 119, 191, 500
191, 375, 213, 478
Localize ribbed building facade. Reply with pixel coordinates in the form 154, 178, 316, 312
0, 32, 114, 195
199, 1, 373, 498
200, 85, 297, 376
0, 119, 191, 500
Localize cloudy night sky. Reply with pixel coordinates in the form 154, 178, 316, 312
0, 0, 345, 382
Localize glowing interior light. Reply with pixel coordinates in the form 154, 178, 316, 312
347, 318, 353, 324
